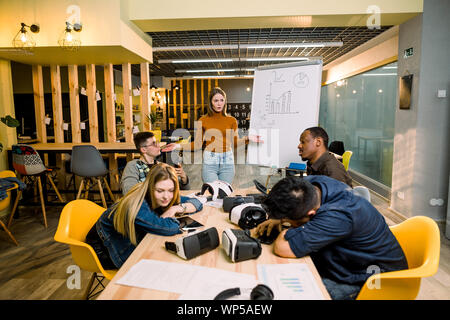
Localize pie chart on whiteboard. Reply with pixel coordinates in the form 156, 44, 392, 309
293, 72, 309, 88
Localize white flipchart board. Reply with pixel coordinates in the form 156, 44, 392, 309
247, 60, 322, 168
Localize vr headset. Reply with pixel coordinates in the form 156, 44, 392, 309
165, 227, 219, 260
196, 180, 233, 201
222, 228, 262, 262
222, 195, 254, 213
230, 203, 267, 230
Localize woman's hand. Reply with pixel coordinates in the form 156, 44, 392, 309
160, 143, 181, 152
174, 163, 188, 184
160, 205, 183, 218
252, 219, 281, 238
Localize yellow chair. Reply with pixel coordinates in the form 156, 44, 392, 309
54, 199, 117, 299
342, 150, 353, 170
0, 170, 20, 246
356, 216, 440, 300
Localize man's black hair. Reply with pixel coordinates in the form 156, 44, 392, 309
305, 126, 329, 150
133, 131, 155, 151
262, 177, 319, 220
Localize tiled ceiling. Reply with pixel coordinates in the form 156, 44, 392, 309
139, 26, 392, 77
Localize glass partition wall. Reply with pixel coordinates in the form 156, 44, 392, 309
319, 62, 397, 187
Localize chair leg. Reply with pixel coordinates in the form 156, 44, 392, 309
84, 179, 91, 200
82, 273, 96, 300
265, 175, 271, 188
103, 177, 115, 202
83, 272, 106, 300
0, 219, 19, 246
36, 176, 48, 228
97, 178, 107, 208
76, 179, 85, 199
7, 189, 22, 228
47, 174, 65, 202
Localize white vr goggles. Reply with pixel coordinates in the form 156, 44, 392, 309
197, 180, 233, 201
230, 203, 267, 230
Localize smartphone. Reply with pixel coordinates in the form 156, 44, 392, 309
257, 227, 280, 245
177, 216, 203, 231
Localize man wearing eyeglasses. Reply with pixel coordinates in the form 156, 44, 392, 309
121, 131, 189, 195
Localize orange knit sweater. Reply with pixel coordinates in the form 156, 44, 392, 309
184, 113, 247, 153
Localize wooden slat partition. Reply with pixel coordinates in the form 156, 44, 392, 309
201, 79, 205, 115
86, 64, 99, 143
50, 65, 64, 143
140, 62, 150, 131
172, 79, 177, 130
32, 65, 47, 143
122, 63, 133, 143
104, 64, 116, 143
68, 65, 81, 143
194, 79, 198, 121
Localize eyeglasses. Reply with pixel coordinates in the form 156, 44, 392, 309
141, 141, 159, 148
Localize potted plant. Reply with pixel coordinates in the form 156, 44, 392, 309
0, 115, 20, 152
147, 111, 158, 129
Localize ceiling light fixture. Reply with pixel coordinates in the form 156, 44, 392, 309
12, 22, 40, 51
159, 58, 234, 63
58, 21, 82, 51
160, 57, 314, 64
152, 41, 342, 52
176, 68, 256, 73
243, 57, 309, 62
187, 75, 254, 79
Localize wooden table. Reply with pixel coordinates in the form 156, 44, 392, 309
97, 189, 331, 300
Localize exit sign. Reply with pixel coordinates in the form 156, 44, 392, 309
404, 47, 414, 58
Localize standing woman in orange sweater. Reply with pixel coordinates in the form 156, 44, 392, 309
163, 87, 260, 185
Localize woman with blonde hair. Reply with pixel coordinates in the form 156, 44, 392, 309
86, 163, 203, 269
162, 87, 262, 184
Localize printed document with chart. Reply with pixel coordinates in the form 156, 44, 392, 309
257, 263, 325, 300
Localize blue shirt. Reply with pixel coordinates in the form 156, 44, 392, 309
95, 196, 203, 268
285, 176, 408, 285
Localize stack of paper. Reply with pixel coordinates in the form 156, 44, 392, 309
116, 259, 258, 300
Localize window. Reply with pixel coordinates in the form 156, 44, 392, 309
319, 62, 397, 187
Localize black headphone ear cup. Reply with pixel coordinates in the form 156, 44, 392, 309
250, 284, 274, 300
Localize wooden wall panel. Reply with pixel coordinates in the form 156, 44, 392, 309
104, 64, 116, 143
140, 62, 150, 131
31, 65, 46, 143
86, 64, 99, 143
50, 65, 64, 143
68, 65, 81, 143
122, 63, 133, 143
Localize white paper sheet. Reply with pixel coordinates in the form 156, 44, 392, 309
257, 263, 325, 300
115, 259, 257, 300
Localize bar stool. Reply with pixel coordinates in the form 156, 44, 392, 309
71, 145, 115, 208
11, 144, 65, 228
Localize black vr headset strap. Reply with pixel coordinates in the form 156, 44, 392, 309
214, 287, 241, 300
214, 284, 273, 300
196, 184, 213, 201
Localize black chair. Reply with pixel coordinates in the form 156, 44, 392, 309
328, 140, 345, 156
71, 145, 115, 208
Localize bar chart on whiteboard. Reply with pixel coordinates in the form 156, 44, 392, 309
247, 60, 322, 168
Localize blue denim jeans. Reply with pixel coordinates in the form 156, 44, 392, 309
202, 150, 235, 184
322, 278, 361, 300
